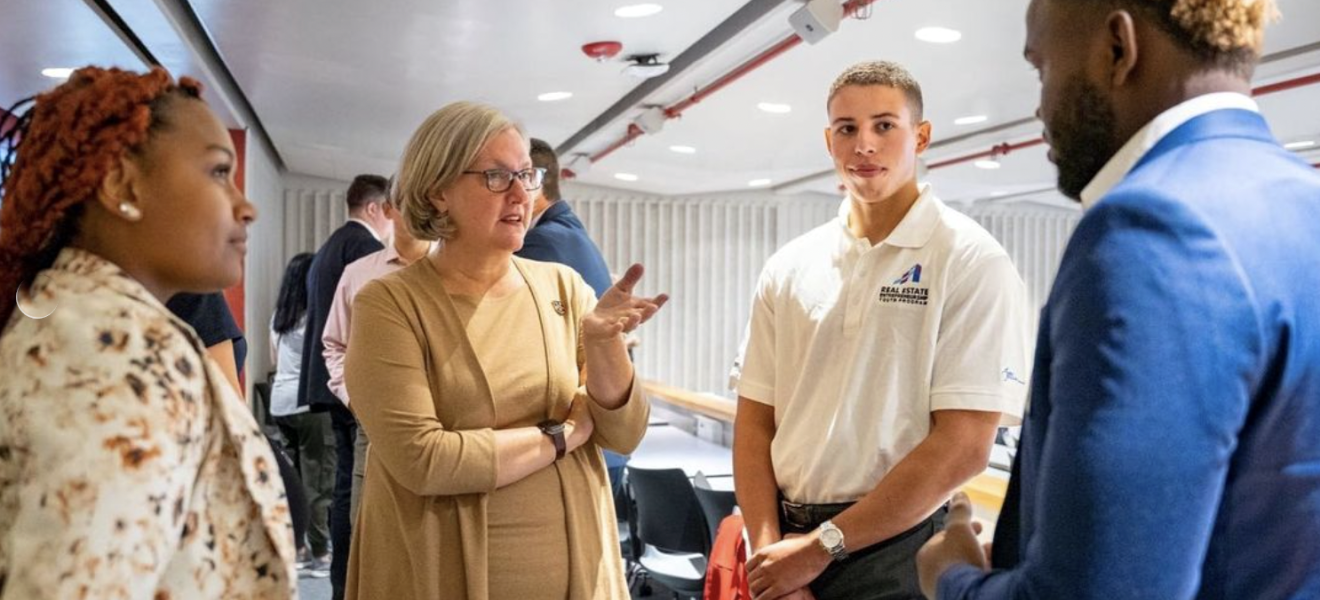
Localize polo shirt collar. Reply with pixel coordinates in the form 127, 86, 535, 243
838, 183, 941, 249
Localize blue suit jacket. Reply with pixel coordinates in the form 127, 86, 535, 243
941, 110, 1320, 599
518, 200, 613, 298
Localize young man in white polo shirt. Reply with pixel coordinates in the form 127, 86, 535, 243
735, 61, 1032, 600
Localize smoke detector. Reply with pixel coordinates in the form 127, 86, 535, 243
582, 41, 623, 62
622, 54, 669, 79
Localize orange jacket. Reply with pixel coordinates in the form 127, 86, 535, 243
703, 514, 751, 600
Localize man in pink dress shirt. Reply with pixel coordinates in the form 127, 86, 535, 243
321, 188, 432, 527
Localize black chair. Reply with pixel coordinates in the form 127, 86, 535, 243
692, 480, 738, 548
626, 466, 709, 599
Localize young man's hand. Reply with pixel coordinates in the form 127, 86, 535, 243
746, 532, 831, 600
917, 492, 989, 598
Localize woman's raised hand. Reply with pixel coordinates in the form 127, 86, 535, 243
582, 264, 668, 344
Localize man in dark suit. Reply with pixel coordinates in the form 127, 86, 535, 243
517, 138, 612, 295
516, 139, 630, 492
298, 174, 390, 599
918, 1, 1320, 599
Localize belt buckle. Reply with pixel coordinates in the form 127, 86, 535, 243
780, 500, 810, 528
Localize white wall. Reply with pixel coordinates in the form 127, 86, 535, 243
242, 132, 286, 395
271, 177, 1080, 399
566, 182, 1080, 397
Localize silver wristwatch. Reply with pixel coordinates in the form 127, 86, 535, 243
817, 519, 849, 562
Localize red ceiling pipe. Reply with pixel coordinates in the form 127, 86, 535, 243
927, 69, 1320, 171
927, 139, 1047, 170
664, 35, 803, 118
1252, 71, 1320, 95
589, 123, 645, 163
589, 0, 881, 165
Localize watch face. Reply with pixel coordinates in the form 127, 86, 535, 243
539, 421, 565, 435
821, 527, 842, 547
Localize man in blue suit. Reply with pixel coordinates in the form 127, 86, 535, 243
918, 0, 1320, 598
516, 139, 631, 493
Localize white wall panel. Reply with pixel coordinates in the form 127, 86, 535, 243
241, 130, 286, 395
273, 178, 1080, 399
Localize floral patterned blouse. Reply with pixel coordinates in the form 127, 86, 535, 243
0, 248, 297, 599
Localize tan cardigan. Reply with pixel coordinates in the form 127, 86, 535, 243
343, 256, 649, 600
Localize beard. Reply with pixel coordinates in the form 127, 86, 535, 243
1047, 76, 1121, 201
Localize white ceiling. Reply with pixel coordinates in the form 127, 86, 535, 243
3, 0, 1319, 206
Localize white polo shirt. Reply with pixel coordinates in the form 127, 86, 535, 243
737, 185, 1031, 504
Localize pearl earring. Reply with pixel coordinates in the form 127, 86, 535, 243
117, 202, 142, 221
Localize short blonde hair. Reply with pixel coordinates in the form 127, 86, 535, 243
1074, 0, 1278, 74
396, 101, 521, 241
827, 61, 924, 122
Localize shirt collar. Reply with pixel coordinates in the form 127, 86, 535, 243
33, 247, 175, 322
1080, 92, 1258, 211
347, 217, 382, 241
838, 183, 942, 249
381, 241, 434, 266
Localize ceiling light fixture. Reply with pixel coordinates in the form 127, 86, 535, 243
954, 115, 988, 126
669, 145, 696, 154
615, 4, 663, 18
614, 173, 639, 182
974, 158, 1001, 170
41, 67, 73, 79
757, 102, 792, 114
748, 179, 772, 187
537, 91, 573, 102
915, 27, 962, 44
1284, 140, 1316, 150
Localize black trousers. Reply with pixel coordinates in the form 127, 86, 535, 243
329, 404, 357, 600
780, 505, 947, 600
268, 434, 308, 554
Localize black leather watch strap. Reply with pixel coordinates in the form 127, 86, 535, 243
538, 420, 566, 460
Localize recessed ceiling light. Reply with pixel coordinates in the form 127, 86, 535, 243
41, 67, 74, 79
954, 115, 988, 126
974, 159, 1001, 170
537, 91, 573, 102
748, 179, 772, 187
614, 173, 639, 182
757, 102, 792, 114
1284, 140, 1316, 150
669, 145, 696, 154
615, 3, 663, 18
915, 27, 962, 44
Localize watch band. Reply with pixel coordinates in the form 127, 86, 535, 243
538, 420, 566, 460
818, 519, 849, 562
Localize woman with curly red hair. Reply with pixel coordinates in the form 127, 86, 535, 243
0, 67, 296, 597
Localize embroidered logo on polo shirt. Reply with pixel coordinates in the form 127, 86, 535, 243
892, 264, 922, 285
1002, 368, 1027, 385
551, 300, 567, 316
879, 263, 929, 306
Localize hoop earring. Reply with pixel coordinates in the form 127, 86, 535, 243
117, 202, 142, 221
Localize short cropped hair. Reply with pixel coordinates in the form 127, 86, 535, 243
529, 138, 560, 202
1063, 0, 1278, 75
395, 101, 521, 242
827, 61, 924, 123
345, 174, 388, 211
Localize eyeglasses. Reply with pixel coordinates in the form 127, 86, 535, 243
462, 167, 546, 193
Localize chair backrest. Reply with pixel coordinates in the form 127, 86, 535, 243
627, 466, 709, 555
692, 483, 738, 547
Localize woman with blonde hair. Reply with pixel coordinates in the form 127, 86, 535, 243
344, 101, 666, 599
0, 67, 294, 597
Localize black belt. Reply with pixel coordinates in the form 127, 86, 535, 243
779, 499, 855, 531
